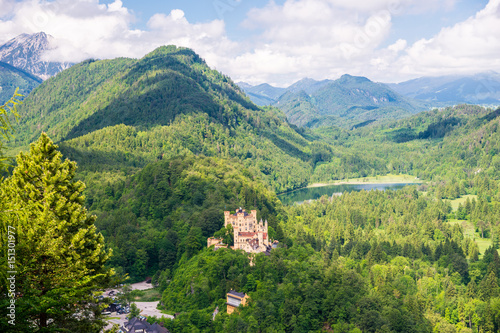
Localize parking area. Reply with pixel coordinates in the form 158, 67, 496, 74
102, 282, 174, 331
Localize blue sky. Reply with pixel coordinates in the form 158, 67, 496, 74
109, 0, 489, 45
1, 0, 499, 86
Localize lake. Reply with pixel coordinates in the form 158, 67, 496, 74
278, 183, 415, 205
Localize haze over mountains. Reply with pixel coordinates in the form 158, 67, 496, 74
387, 71, 500, 105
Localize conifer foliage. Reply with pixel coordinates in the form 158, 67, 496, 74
0, 133, 113, 332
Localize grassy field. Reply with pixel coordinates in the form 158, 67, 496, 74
448, 195, 478, 211
448, 218, 492, 257
309, 174, 421, 188
132, 288, 162, 302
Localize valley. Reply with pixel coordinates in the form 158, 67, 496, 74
1, 38, 500, 333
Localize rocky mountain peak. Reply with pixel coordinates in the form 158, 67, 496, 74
0, 32, 73, 80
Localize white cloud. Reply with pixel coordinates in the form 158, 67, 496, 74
0, 0, 16, 17
0, 0, 498, 86
387, 39, 407, 52
392, 0, 500, 79
0, 0, 237, 66
227, 0, 396, 85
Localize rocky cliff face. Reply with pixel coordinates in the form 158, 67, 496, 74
0, 32, 73, 80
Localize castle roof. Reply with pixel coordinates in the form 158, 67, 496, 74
238, 232, 268, 239
123, 317, 170, 333
228, 290, 246, 298
232, 207, 249, 217
238, 232, 257, 237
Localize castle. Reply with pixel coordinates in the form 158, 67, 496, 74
207, 208, 272, 254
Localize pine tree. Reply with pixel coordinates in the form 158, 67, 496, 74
479, 271, 500, 301
0, 133, 113, 332
0, 90, 21, 171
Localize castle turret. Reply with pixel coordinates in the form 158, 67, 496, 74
224, 211, 231, 228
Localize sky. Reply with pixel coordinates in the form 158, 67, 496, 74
0, 0, 498, 86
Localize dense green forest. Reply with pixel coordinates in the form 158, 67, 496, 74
3, 45, 500, 332
147, 186, 500, 332
311, 104, 500, 188
7, 45, 326, 193
275, 74, 429, 129
87, 155, 284, 280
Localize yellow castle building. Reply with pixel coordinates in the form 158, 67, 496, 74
224, 208, 270, 254
207, 208, 274, 254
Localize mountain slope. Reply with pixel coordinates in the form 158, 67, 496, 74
388, 72, 500, 105
277, 74, 429, 128
0, 32, 72, 80
9, 45, 316, 193
0, 61, 42, 104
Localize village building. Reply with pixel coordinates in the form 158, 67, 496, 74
226, 290, 250, 314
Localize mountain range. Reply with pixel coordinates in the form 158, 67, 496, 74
240, 75, 429, 128
387, 71, 500, 105
3, 31, 500, 130
240, 71, 500, 129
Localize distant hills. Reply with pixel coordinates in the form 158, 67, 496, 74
387, 71, 500, 105
239, 75, 429, 128
0, 32, 73, 80
236, 82, 286, 106
0, 61, 42, 104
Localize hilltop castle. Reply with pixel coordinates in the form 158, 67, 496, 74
208, 208, 273, 254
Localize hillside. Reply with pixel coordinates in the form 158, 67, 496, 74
0, 61, 41, 104
87, 155, 283, 281
8, 45, 318, 193
312, 104, 500, 190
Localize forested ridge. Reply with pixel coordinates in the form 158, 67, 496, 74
2, 46, 500, 332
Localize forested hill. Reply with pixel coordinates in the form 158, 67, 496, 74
311, 104, 500, 191
276, 74, 429, 129
7, 45, 334, 193
9, 45, 259, 146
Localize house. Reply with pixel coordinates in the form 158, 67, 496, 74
120, 317, 170, 333
226, 290, 250, 314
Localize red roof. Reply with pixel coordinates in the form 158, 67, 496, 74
238, 232, 257, 237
